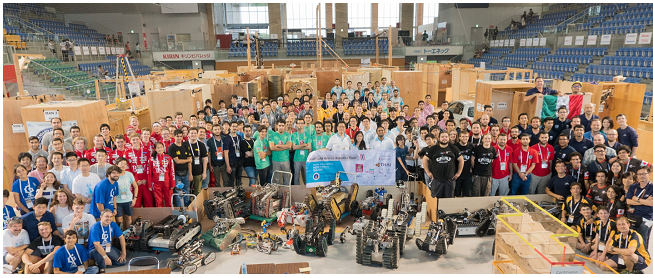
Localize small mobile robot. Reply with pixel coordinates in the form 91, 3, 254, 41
166, 238, 216, 274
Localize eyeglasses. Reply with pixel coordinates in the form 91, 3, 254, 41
572, 85, 582, 88
595, 150, 605, 153
637, 173, 649, 176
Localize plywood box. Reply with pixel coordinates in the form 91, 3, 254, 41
392, 70, 424, 111
315, 70, 344, 98
358, 68, 383, 84
283, 78, 317, 101
147, 84, 204, 121
342, 71, 369, 89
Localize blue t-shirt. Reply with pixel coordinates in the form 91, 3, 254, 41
617, 125, 639, 148
21, 211, 57, 242
568, 137, 593, 156
87, 221, 123, 252
525, 87, 557, 96
3, 205, 16, 229
396, 146, 408, 171
11, 177, 39, 211
53, 244, 88, 273
625, 182, 653, 219
89, 179, 118, 218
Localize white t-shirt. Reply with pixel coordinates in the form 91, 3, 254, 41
61, 213, 96, 245
53, 205, 73, 235
89, 163, 113, 180
369, 136, 395, 151
48, 166, 69, 182
3, 229, 30, 256
116, 172, 135, 204
326, 133, 352, 151
60, 167, 81, 188
71, 173, 101, 213
36, 186, 57, 206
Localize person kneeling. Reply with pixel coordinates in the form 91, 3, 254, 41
597, 216, 651, 273
21, 221, 63, 274
88, 209, 127, 273
574, 203, 596, 254
53, 230, 99, 274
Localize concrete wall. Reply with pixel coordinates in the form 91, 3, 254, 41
437, 3, 544, 41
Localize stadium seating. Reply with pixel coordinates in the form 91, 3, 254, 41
343, 38, 388, 56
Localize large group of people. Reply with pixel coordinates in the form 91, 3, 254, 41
3, 76, 651, 273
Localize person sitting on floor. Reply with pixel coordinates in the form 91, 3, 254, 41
21, 221, 63, 274
87, 209, 126, 273
3, 217, 30, 273
53, 230, 99, 274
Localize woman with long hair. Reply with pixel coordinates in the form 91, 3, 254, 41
607, 160, 625, 194
601, 116, 613, 134
605, 186, 626, 219
11, 164, 40, 215
621, 171, 636, 202
34, 172, 62, 205
49, 189, 73, 235
396, 135, 410, 182
448, 130, 458, 144
149, 142, 175, 207
352, 131, 367, 150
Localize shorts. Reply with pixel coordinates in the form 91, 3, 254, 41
609, 253, 648, 270
116, 202, 133, 217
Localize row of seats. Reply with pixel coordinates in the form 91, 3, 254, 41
493, 60, 527, 68
533, 70, 564, 80
601, 18, 653, 27
587, 16, 605, 24
572, 73, 615, 82
468, 58, 492, 67
543, 55, 593, 64
613, 11, 653, 20
29, 58, 61, 68
343, 48, 389, 55
514, 47, 550, 55
601, 56, 653, 67
615, 47, 653, 57
504, 54, 540, 62
555, 47, 607, 56
3, 26, 20, 34
51, 72, 88, 83
542, 10, 574, 19
106, 68, 150, 77
586, 65, 653, 79
34, 65, 75, 76
588, 25, 646, 35
480, 53, 502, 59
508, 32, 542, 40
532, 62, 578, 72
79, 62, 116, 72
488, 48, 512, 54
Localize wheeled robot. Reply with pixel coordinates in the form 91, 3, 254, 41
415, 217, 457, 256
292, 214, 335, 257
200, 217, 245, 251
166, 238, 216, 274
304, 172, 359, 224
203, 187, 251, 220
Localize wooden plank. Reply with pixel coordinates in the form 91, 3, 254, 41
147, 85, 204, 122
342, 71, 369, 89
438, 194, 553, 213
511, 92, 539, 125
357, 68, 383, 84
392, 71, 424, 112
608, 83, 645, 130
283, 78, 317, 101
315, 70, 343, 98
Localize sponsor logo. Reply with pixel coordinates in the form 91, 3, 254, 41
356, 164, 363, 172
312, 173, 320, 180
436, 156, 452, 163
359, 154, 365, 161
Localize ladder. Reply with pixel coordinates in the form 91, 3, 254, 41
114, 54, 139, 110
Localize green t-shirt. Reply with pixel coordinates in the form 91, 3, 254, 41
312, 134, 331, 152
291, 131, 311, 162
304, 125, 315, 137
269, 131, 291, 162
253, 138, 270, 169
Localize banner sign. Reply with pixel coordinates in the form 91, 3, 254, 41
575, 36, 584, 46
625, 33, 638, 44
26, 121, 78, 142
539, 38, 547, 46
600, 34, 611, 45
82, 47, 90, 55
639, 32, 652, 44
564, 36, 573, 46
98, 47, 106, 55
509, 39, 515, 46
533, 38, 540, 46
153, 51, 216, 61
520, 39, 526, 46
306, 150, 396, 188
526, 38, 532, 46
405, 46, 463, 56
587, 35, 597, 45
90, 47, 98, 55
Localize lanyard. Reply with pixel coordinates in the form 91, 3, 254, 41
608, 201, 615, 214
498, 147, 507, 163
595, 159, 609, 171
635, 183, 650, 199
189, 141, 200, 157
471, 136, 481, 146
569, 197, 581, 215
131, 148, 143, 164
65, 246, 83, 266
538, 144, 547, 161
618, 232, 630, 249
230, 136, 240, 152
212, 136, 222, 150
19, 179, 31, 201
584, 219, 594, 236
520, 149, 530, 166
42, 237, 52, 251
244, 139, 253, 149
599, 220, 610, 242
101, 224, 111, 244
571, 166, 581, 182
625, 158, 632, 173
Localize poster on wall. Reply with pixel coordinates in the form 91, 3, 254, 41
90, 47, 97, 55
509, 39, 515, 46
533, 38, 540, 46
106, 47, 111, 55
26, 121, 78, 142
111, 47, 117, 54
587, 35, 598, 45
575, 36, 584, 46
639, 32, 652, 44
82, 47, 90, 55
499, 40, 504, 47
167, 34, 177, 50
600, 34, 612, 45
503, 39, 509, 46
539, 37, 547, 46
564, 36, 573, 46
306, 150, 396, 187
526, 38, 533, 46
520, 39, 526, 46
625, 33, 638, 44
98, 47, 105, 55
73, 46, 82, 56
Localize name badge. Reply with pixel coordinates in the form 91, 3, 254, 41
105, 243, 111, 253
194, 158, 200, 165
500, 162, 506, 171
120, 194, 127, 200
78, 239, 85, 245
159, 173, 165, 182
78, 266, 86, 273
217, 152, 223, 160
136, 166, 143, 174
26, 200, 34, 209
618, 257, 625, 265
520, 165, 527, 173
628, 207, 635, 213
235, 152, 241, 158
262, 157, 266, 162
567, 215, 574, 223
598, 243, 605, 251
300, 150, 305, 156
541, 162, 548, 169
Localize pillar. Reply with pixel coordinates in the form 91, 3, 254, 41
371, 3, 378, 35
335, 3, 348, 46
400, 3, 414, 39
206, 4, 216, 49
326, 3, 333, 34
268, 3, 283, 41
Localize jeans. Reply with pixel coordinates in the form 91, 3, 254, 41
89, 246, 127, 270
258, 166, 269, 186
228, 163, 244, 187
243, 166, 258, 187
293, 161, 307, 185
201, 173, 210, 189
637, 218, 653, 251
529, 173, 551, 195
173, 174, 190, 207
491, 176, 511, 196
271, 161, 291, 185
455, 174, 473, 197
511, 173, 532, 195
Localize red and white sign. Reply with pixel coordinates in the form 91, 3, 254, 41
587, 35, 597, 45
153, 51, 215, 61
639, 32, 652, 44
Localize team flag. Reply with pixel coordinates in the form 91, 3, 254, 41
541, 95, 583, 119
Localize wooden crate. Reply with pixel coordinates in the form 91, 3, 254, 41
392, 70, 424, 110
342, 71, 369, 88
357, 68, 383, 84
147, 84, 204, 121
474, 81, 536, 122
315, 70, 344, 98
283, 78, 317, 101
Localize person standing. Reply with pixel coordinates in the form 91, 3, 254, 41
87, 210, 126, 273
254, 126, 271, 185
524, 77, 560, 101
241, 125, 258, 187
112, 158, 136, 229
530, 132, 554, 194
168, 129, 192, 204
71, 159, 100, 214
291, 119, 311, 185
580, 103, 600, 132
125, 134, 150, 208
510, 133, 540, 195
491, 133, 513, 196
89, 166, 121, 220
423, 132, 464, 198
183, 128, 207, 195
625, 167, 653, 252
224, 122, 244, 187
88, 150, 112, 180
616, 114, 639, 158
472, 134, 497, 196
148, 142, 175, 207
269, 119, 293, 185
546, 161, 576, 201
454, 132, 474, 197
207, 125, 228, 187
369, 126, 394, 151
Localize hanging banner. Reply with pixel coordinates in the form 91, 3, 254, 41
509, 39, 515, 46
625, 33, 638, 44
306, 150, 396, 188
587, 35, 598, 45
520, 39, 526, 46
73, 46, 82, 56
111, 47, 117, 54
533, 38, 540, 46
564, 36, 573, 46
526, 38, 533, 46
26, 121, 78, 142
499, 40, 504, 47
90, 47, 98, 55
82, 47, 90, 55
539, 37, 547, 46
503, 39, 509, 47
639, 32, 652, 44
99, 47, 106, 55
106, 47, 112, 55
575, 36, 584, 46
600, 34, 612, 45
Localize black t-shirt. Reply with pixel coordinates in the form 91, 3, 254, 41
28, 235, 64, 258
168, 143, 191, 173
241, 138, 256, 168
468, 135, 483, 147
426, 144, 461, 181
553, 145, 577, 163
183, 140, 208, 176
223, 134, 243, 164
547, 175, 575, 198
437, 110, 454, 122
387, 117, 397, 130
472, 145, 497, 176
545, 129, 559, 146
587, 158, 610, 182
587, 184, 610, 207
207, 135, 226, 167
552, 118, 571, 135
454, 143, 473, 174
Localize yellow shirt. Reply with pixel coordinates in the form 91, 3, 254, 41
318, 107, 337, 122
